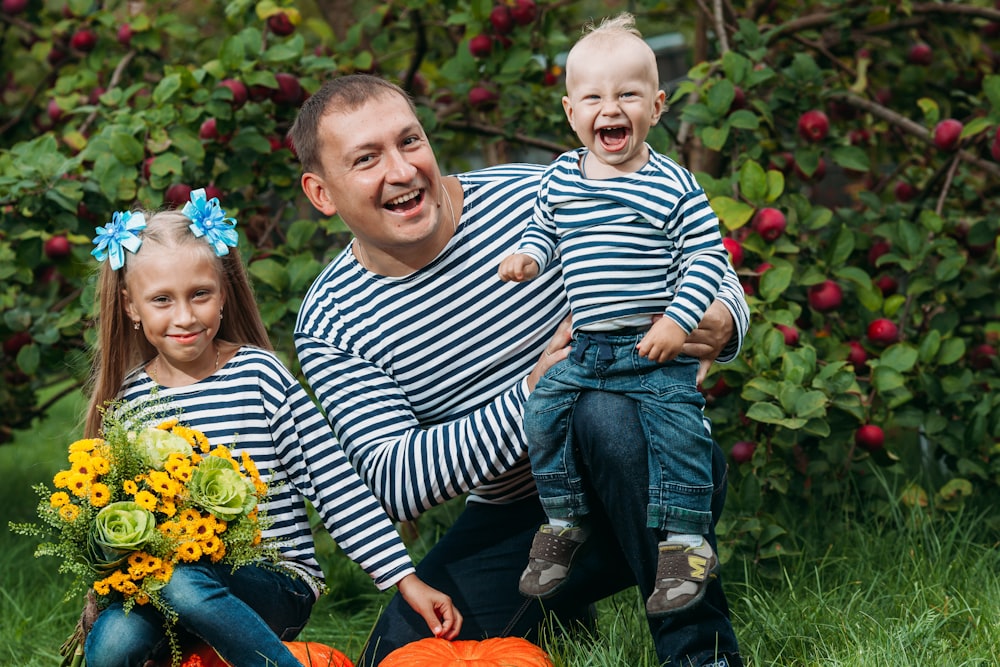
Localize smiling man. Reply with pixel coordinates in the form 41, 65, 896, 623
290, 73, 749, 667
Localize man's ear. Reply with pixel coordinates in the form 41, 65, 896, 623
301, 171, 338, 217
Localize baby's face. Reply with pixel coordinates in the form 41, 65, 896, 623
562, 35, 664, 177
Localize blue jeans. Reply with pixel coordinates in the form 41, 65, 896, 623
526, 331, 714, 535
84, 563, 315, 667
358, 391, 742, 667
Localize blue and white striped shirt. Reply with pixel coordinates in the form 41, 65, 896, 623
516, 146, 730, 334
118, 347, 414, 592
294, 164, 749, 521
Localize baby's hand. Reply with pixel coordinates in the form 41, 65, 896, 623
637, 317, 686, 363
397, 573, 463, 640
498, 253, 539, 282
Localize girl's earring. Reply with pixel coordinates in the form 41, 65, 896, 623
133, 320, 141, 331
219, 310, 224, 320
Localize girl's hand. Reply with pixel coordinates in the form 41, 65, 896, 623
527, 314, 572, 391
397, 573, 463, 640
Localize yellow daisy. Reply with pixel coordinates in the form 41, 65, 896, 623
89, 483, 111, 508
49, 491, 70, 508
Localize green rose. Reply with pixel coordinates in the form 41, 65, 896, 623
188, 456, 256, 520
134, 427, 193, 470
90, 501, 157, 567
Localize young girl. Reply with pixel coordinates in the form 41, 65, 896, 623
83, 190, 461, 667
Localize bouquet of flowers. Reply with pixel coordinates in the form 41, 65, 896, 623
10, 404, 278, 666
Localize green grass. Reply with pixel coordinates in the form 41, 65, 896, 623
4, 392, 1000, 665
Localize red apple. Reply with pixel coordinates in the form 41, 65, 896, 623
969, 343, 997, 370
893, 181, 917, 203
2, 0, 29, 14
469, 33, 492, 58
142, 156, 154, 180
730, 440, 756, 464
70, 28, 97, 52
490, 5, 514, 35
875, 274, 897, 295
728, 86, 746, 115
907, 43, 933, 66
203, 184, 224, 202
808, 279, 843, 312
271, 72, 303, 106
933, 119, 963, 151
199, 117, 219, 141
510, 0, 537, 26
867, 318, 898, 346
776, 324, 799, 346
868, 240, 891, 266
218, 78, 248, 108
990, 127, 1000, 162
47, 98, 63, 123
117, 23, 133, 47
267, 11, 295, 36
164, 183, 193, 207
44, 234, 71, 260
469, 84, 499, 110
704, 375, 732, 400
722, 237, 743, 268
846, 341, 867, 369
752, 207, 787, 242
848, 128, 871, 145
797, 109, 829, 143
3, 331, 31, 357
855, 424, 885, 452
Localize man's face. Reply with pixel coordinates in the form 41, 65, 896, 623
306, 91, 447, 261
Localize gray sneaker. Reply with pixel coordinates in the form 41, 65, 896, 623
518, 524, 589, 599
645, 537, 718, 616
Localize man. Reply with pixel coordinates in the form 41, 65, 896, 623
291, 74, 749, 667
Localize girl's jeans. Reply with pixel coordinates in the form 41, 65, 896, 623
84, 563, 315, 667
359, 390, 742, 667
526, 330, 714, 535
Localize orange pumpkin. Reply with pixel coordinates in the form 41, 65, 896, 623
379, 637, 554, 667
172, 640, 353, 667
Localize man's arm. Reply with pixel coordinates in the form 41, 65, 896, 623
681, 262, 749, 364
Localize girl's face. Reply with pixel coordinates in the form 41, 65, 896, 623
122, 243, 225, 381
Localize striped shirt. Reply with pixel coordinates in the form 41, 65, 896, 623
516, 146, 730, 334
294, 163, 750, 521
118, 346, 414, 592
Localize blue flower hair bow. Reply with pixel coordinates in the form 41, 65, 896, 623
183, 188, 238, 256
91, 211, 147, 270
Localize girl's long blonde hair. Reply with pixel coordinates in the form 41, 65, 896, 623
84, 210, 272, 437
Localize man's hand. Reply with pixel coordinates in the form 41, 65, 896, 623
527, 314, 572, 391
681, 300, 736, 384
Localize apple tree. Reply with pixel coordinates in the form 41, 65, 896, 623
1, 0, 998, 561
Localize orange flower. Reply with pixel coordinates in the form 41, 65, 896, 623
177, 541, 203, 562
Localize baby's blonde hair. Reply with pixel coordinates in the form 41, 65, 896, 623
580, 12, 643, 40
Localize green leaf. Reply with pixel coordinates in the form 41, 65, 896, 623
248, 258, 289, 291
759, 264, 793, 302
721, 50, 751, 84
739, 160, 768, 204
706, 80, 735, 116
878, 344, 919, 372
746, 401, 786, 423
984, 74, 1000, 112
765, 170, 784, 202
709, 196, 755, 231
831, 145, 869, 173
937, 338, 966, 365
918, 330, 942, 363
872, 366, 906, 392
219, 36, 246, 71
287, 220, 319, 251
152, 74, 182, 106
680, 103, 717, 125
16, 343, 39, 375
700, 125, 730, 151
934, 255, 965, 283
727, 109, 759, 130
793, 391, 828, 419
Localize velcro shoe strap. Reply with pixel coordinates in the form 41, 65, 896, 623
528, 531, 583, 568
655, 547, 715, 583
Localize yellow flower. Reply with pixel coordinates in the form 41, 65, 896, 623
201, 535, 223, 555
123, 479, 138, 495
69, 438, 101, 453
171, 425, 212, 453
209, 543, 226, 562
158, 520, 183, 538
59, 504, 80, 522
177, 541, 203, 562
89, 483, 111, 508
148, 470, 181, 497
53, 470, 73, 489
153, 560, 174, 583
156, 418, 180, 431
159, 499, 177, 517
50, 491, 70, 508
93, 577, 112, 596
178, 508, 202, 524
134, 591, 150, 605
189, 517, 216, 540
134, 490, 158, 512
91, 455, 111, 475
67, 473, 90, 498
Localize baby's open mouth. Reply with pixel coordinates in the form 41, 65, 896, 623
598, 127, 629, 151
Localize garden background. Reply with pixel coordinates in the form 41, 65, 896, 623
2, 0, 999, 664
